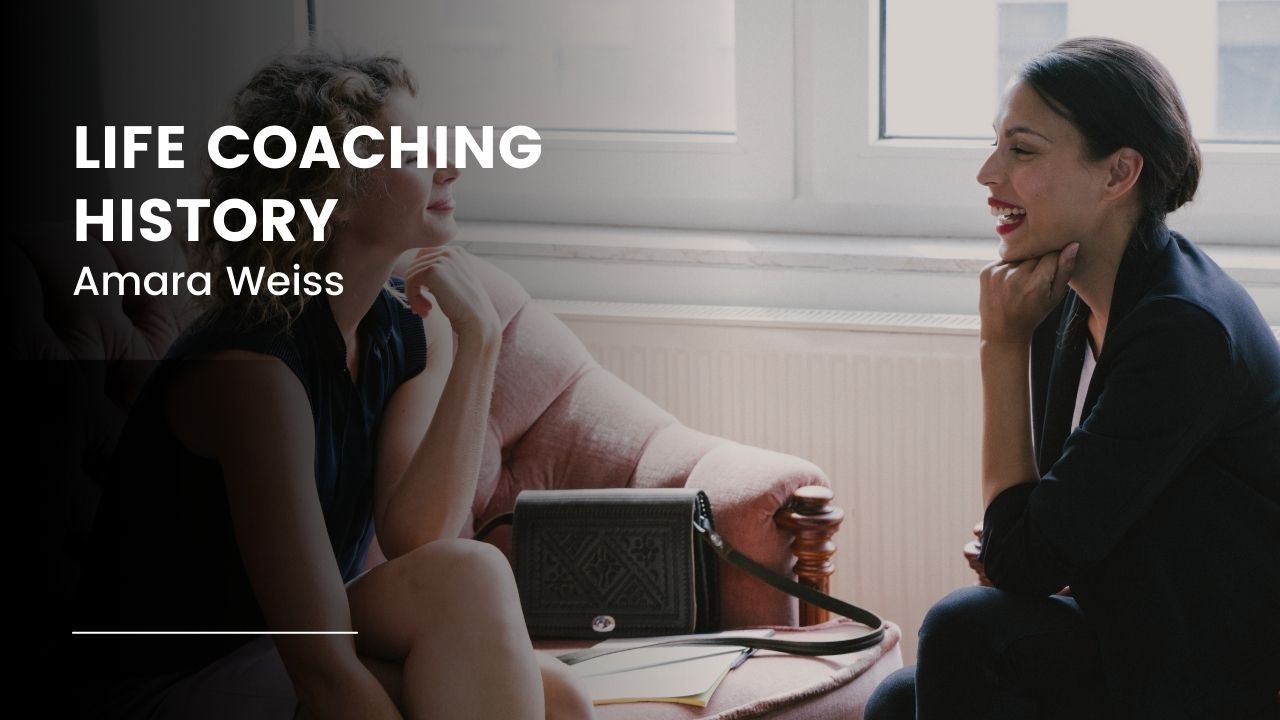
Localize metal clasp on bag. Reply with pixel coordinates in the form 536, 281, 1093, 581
692, 515, 725, 551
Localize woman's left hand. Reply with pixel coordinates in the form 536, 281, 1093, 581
979, 243, 1079, 344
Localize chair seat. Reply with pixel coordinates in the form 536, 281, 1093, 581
536, 620, 902, 719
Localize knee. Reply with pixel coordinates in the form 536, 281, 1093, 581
919, 586, 1004, 647
440, 537, 512, 577
865, 666, 916, 720
399, 539, 518, 604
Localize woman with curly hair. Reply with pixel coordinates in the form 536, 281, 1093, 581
73, 52, 593, 720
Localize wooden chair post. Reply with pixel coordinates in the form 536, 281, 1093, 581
774, 485, 844, 625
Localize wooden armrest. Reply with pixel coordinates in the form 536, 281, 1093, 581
774, 486, 844, 626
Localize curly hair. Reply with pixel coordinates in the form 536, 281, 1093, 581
187, 51, 415, 328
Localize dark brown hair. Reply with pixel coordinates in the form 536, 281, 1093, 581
1020, 37, 1200, 230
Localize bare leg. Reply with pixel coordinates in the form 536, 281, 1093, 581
359, 655, 403, 709
353, 651, 595, 720
536, 651, 596, 720
345, 539, 545, 719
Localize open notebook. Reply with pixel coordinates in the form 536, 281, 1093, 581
564, 629, 775, 707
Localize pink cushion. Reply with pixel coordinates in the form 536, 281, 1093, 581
536, 620, 903, 720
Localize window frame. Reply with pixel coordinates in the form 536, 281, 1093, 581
312, 0, 796, 219
812, 0, 1280, 245
313, 0, 1280, 246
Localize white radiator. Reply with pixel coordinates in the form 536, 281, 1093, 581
544, 301, 987, 665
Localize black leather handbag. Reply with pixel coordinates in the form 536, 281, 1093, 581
475, 488, 885, 662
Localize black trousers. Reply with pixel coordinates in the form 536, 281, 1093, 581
865, 586, 1112, 720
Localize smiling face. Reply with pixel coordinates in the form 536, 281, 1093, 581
977, 79, 1116, 263
340, 90, 460, 253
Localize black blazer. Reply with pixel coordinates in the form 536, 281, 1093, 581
979, 225, 1280, 719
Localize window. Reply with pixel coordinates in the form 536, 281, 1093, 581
882, 0, 1068, 139
328, 1, 736, 135
819, 0, 1279, 244
313, 1, 1278, 245
882, 0, 1280, 142
1219, 0, 1280, 140
313, 0, 791, 223
996, 3, 1068, 109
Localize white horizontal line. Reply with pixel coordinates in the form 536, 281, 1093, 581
71, 631, 358, 636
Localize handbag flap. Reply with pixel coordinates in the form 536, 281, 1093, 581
512, 489, 711, 638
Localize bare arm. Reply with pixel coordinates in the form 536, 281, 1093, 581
980, 339, 1038, 506
373, 248, 504, 557
167, 351, 401, 719
978, 245, 1077, 506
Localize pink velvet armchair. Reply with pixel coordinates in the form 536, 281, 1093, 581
403, 254, 848, 629
22, 224, 900, 719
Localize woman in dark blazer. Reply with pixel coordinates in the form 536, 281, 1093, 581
868, 37, 1280, 719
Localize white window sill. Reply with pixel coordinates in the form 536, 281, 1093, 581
458, 221, 1280, 324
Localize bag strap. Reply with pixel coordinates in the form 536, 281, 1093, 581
474, 509, 886, 665
555, 516, 883, 665
472, 511, 514, 543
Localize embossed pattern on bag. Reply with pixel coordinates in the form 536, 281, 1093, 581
538, 526, 672, 608
513, 489, 719, 639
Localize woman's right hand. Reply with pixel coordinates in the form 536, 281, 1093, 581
403, 247, 502, 346
978, 243, 1078, 345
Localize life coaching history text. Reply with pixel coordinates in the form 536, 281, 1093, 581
72, 123, 541, 297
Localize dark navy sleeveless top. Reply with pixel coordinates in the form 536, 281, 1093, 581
74, 281, 427, 682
